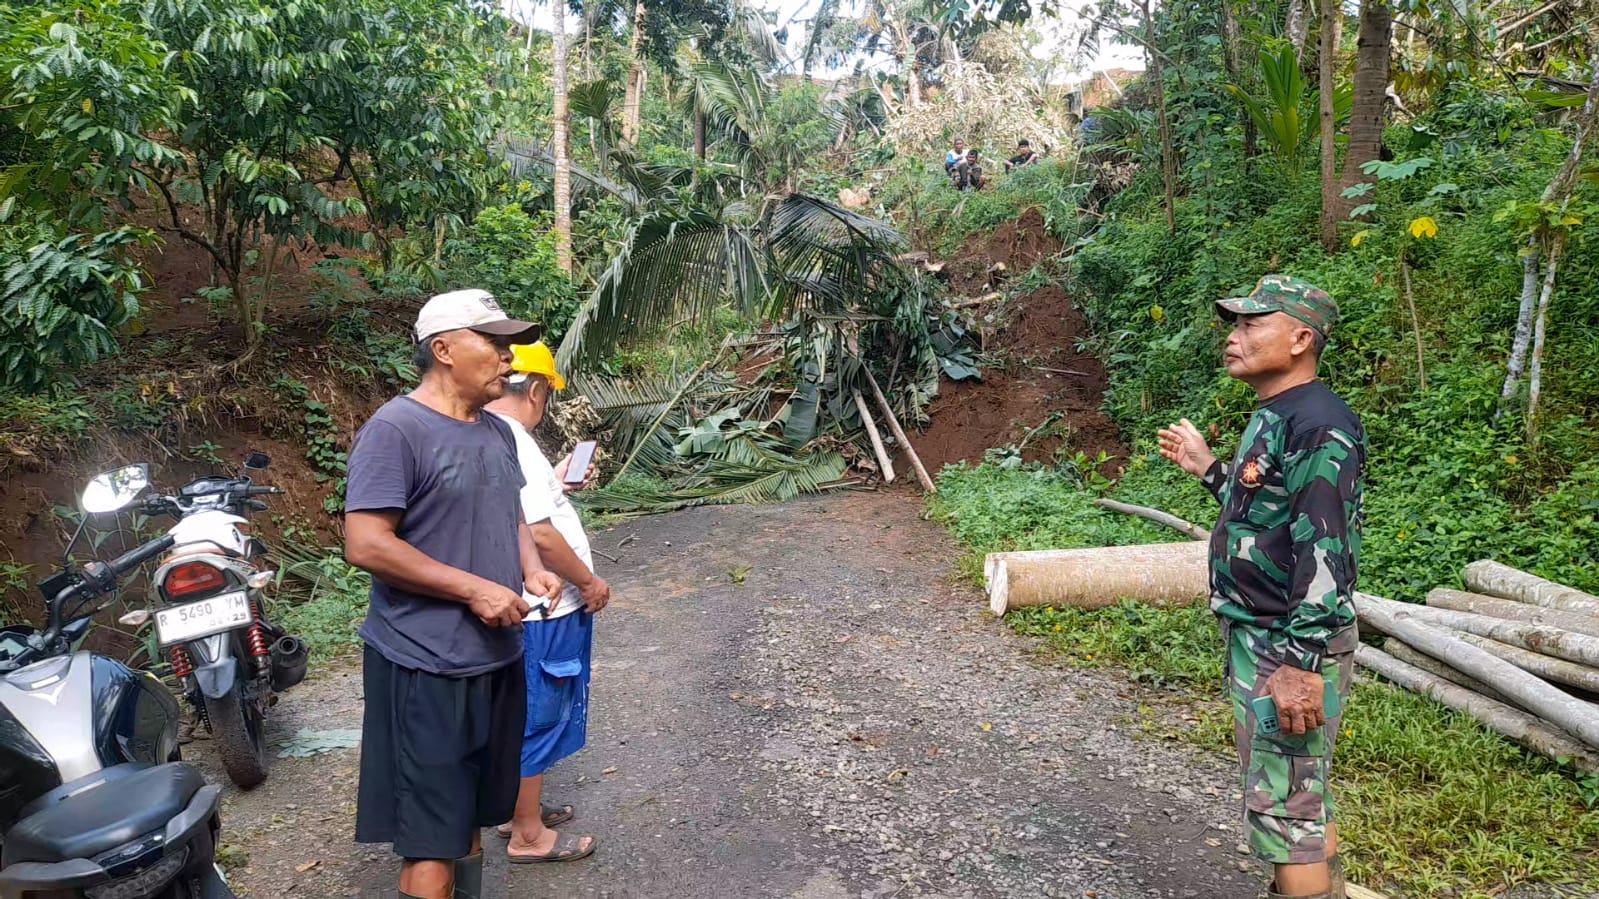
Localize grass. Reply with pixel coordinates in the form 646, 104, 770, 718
930, 462, 1599, 899
269, 543, 369, 661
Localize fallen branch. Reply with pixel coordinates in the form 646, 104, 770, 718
952, 292, 1004, 309
1093, 499, 1210, 541
1369, 599, 1599, 668
861, 366, 937, 494
852, 389, 896, 484
987, 541, 1208, 616
1355, 644, 1599, 774
1427, 588, 1599, 639
1356, 593, 1599, 749
1464, 560, 1599, 616
1451, 632, 1599, 696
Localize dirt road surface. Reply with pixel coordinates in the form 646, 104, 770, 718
193, 492, 1263, 898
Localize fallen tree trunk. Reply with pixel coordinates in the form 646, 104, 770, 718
861, 366, 936, 494
1357, 593, 1599, 748
1463, 560, 1599, 616
1367, 598, 1599, 668
1427, 588, 1599, 638
1355, 644, 1599, 774
851, 389, 896, 484
1092, 499, 1211, 541
1450, 632, 1599, 695
986, 541, 1208, 616
1383, 640, 1513, 705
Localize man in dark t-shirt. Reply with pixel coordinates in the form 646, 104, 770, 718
345, 288, 562, 899
1158, 275, 1363, 899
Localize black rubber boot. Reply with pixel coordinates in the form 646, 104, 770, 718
451, 851, 483, 899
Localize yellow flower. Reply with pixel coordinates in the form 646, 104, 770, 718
1397, 531, 1408, 540
1053, 624, 1063, 632
1504, 454, 1519, 465
1350, 229, 1371, 248
1408, 216, 1440, 239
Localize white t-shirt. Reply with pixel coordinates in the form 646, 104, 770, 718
491, 412, 594, 620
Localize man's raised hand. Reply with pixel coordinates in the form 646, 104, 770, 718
1157, 418, 1218, 478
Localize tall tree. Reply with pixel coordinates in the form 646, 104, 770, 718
1138, 0, 1178, 234
1328, 0, 1393, 234
1285, 0, 1311, 52
1316, 0, 1343, 251
552, 0, 573, 274
623, 0, 647, 147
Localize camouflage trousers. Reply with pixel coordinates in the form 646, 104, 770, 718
1228, 623, 1354, 866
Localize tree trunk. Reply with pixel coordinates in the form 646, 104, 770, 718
1383, 639, 1514, 706
693, 103, 707, 161
1498, 239, 1544, 413
861, 366, 935, 493
986, 542, 1208, 616
1285, 0, 1311, 53
852, 389, 896, 484
1428, 588, 1599, 638
1355, 645, 1599, 773
1330, 0, 1392, 235
1398, 250, 1426, 391
1140, 0, 1178, 235
621, 0, 647, 148
1221, 0, 1257, 162
1526, 232, 1565, 435
1366, 594, 1599, 669
551, 0, 573, 276
1463, 560, 1599, 616
1356, 593, 1599, 749
1452, 632, 1599, 696
1316, 0, 1343, 251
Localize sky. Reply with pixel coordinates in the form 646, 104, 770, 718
500, 0, 1146, 83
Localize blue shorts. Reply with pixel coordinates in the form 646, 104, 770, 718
520, 611, 593, 778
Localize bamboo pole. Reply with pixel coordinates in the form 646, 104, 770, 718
860, 366, 936, 493
1452, 632, 1599, 695
987, 541, 1208, 615
1369, 599, 1599, 668
851, 389, 896, 484
1092, 499, 1210, 541
1384, 640, 1513, 706
1355, 644, 1599, 774
1427, 588, 1599, 638
1356, 593, 1599, 749
1463, 560, 1599, 616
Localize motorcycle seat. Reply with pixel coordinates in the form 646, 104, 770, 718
2, 763, 207, 865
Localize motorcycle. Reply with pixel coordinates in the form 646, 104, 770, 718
133, 452, 308, 790
0, 464, 235, 899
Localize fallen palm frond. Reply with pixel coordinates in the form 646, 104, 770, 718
580, 445, 848, 516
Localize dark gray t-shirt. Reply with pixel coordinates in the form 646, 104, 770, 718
345, 396, 525, 676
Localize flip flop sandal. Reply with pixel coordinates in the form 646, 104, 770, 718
494, 803, 575, 839
507, 830, 597, 864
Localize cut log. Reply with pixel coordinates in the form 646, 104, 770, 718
1092, 499, 1211, 541
987, 541, 1208, 615
1427, 587, 1599, 638
1355, 644, 1599, 774
851, 389, 896, 484
1356, 593, 1599, 749
1463, 560, 1599, 616
1368, 599, 1599, 668
860, 366, 937, 494
1383, 640, 1513, 705
1451, 632, 1599, 695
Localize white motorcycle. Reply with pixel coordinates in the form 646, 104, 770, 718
124, 452, 308, 789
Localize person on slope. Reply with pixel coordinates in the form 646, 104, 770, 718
485, 342, 608, 865
344, 289, 562, 899
1158, 275, 1365, 899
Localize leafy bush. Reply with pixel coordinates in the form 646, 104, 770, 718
442, 204, 577, 342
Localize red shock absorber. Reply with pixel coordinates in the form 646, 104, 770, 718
169, 644, 194, 679
246, 598, 271, 660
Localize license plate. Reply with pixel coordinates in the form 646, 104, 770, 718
156, 592, 252, 645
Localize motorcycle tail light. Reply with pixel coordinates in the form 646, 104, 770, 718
162, 561, 227, 599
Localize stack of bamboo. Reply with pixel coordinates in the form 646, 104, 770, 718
1355, 561, 1599, 774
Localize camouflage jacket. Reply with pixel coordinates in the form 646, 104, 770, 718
1202, 380, 1366, 672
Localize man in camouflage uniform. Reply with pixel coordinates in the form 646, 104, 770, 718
1158, 275, 1365, 899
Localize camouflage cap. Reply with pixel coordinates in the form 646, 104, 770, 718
1216, 274, 1338, 336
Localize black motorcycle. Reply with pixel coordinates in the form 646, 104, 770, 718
137, 452, 308, 789
0, 464, 235, 899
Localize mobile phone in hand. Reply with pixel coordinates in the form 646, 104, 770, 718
1251, 680, 1343, 736
564, 441, 598, 484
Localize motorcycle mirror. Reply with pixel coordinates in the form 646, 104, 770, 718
243, 451, 272, 471
80, 464, 151, 516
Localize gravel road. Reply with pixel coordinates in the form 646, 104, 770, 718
197, 491, 1266, 898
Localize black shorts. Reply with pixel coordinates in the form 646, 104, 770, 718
355, 645, 526, 859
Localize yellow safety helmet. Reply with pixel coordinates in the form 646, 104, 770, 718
509, 342, 567, 391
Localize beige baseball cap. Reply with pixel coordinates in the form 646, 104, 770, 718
413, 289, 539, 342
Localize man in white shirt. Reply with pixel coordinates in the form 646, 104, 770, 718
485, 341, 608, 864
